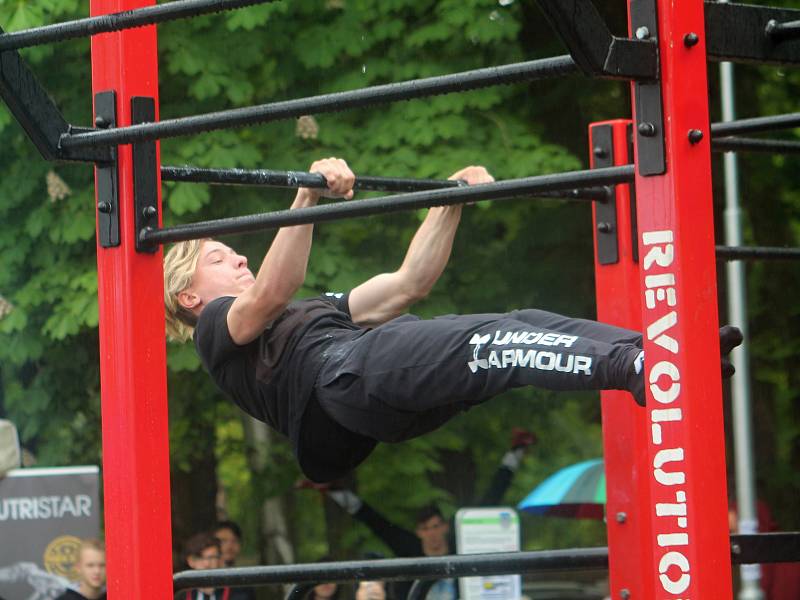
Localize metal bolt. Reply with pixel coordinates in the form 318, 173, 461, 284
731, 543, 742, 555
683, 32, 700, 47
638, 122, 656, 137
593, 146, 607, 158
620, 589, 631, 600
94, 115, 109, 128
635, 26, 650, 40
765, 19, 778, 40
616, 511, 627, 523
597, 222, 613, 234
97, 201, 112, 214
142, 206, 158, 219
688, 129, 704, 145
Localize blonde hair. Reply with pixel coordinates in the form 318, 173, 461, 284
78, 538, 105, 556
163, 239, 206, 342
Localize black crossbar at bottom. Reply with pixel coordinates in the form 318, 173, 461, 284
716, 245, 800, 261
173, 533, 800, 591
142, 166, 632, 246
173, 548, 610, 591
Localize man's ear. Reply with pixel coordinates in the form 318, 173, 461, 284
178, 289, 201, 311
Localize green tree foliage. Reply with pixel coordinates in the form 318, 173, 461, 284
0, 0, 798, 578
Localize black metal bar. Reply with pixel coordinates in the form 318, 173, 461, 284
712, 137, 800, 154
532, 0, 658, 80
60, 57, 580, 150
160, 166, 465, 192
172, 533, 800, 590
732, 533, 800, 564
0, 27, 111, 163
716, 245, 800, 261
705, 2, 800, 66
0, 0, 273, 51
766, 19, 800, 43
172, 548, 611, 591
711, 113, 800, 138
142, 166, 634, 245
160, 165, 613, 200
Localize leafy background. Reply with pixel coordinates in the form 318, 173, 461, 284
0, 0, 798, 594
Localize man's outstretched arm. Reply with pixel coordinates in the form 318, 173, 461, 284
349, 166, 494, 327
227, 158, 355, 344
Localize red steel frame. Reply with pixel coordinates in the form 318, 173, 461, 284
594, 0, 733, 599
91, 0, 173, 598
87, 0, 731, 596
592, 119, 652, 600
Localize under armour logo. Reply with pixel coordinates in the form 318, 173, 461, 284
467, 333, 491, 373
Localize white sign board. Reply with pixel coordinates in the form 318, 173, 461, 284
455, 507, 521, 600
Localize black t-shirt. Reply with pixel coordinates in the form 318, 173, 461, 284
194, 293, 377, 482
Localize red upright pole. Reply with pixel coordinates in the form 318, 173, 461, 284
630, 0, 733, 597
590, 119, 652, 600
90, 2, 173, 598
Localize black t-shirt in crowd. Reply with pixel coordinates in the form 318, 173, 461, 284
194, 293, 377, 482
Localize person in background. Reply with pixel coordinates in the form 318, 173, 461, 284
213, 521, 257, 600
178, 532, 229, 600
55, 539, 106, 600
355, 581, 388, 600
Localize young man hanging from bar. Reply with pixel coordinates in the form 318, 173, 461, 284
163, 158, 743, 483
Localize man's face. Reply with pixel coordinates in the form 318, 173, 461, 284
187, 545, 223, 571
415, 515, 450, 556
76, 548, 106, 592
215, 527, 241, 565
180, 240, 255, 313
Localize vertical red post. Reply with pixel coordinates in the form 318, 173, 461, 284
590, 119, 651, 600
630, 0, 733, 597
90, 2, 173, 598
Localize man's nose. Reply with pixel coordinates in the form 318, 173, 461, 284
235, 254, 248, 268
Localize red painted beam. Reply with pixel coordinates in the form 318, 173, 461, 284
630, 0, 733, 597
591, 119, 651, 600
90, 2, 173, 598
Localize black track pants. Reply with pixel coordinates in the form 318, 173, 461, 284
315, 309, 643, 443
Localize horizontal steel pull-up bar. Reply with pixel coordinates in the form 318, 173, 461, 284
716, 245, 800, 261
765, 18, 800, 43
60, 56, 580, 150
0, 0, 272, 51
161, 165, 467, 192
172, 533, 800, 591
160, 164, 613, 199
143, 165, 633, 246
711, 112, 800, 137
712, 137, 800, 154
173, 548, 610, 591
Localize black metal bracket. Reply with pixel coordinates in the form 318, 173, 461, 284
95, 91, 119, 248
629, 0, 666, 176
533, 0, 658, 81
0, 28, 112, 163
590, 125, 619, 265
132, 97, 160, 254
705, 2, 800, 66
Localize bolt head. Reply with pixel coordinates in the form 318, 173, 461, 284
638, 122, 656, 137
143, 206, 158, 219
620, 590, 631, 600
688, 129, 704, 144
615, 511, 627, 523
97, 201, 112, 214
683, 32, 700, 47
94, 115, 109, 128
635, 26, 650, 40
593, 146, 607, 158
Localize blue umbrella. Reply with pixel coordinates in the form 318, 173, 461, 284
517, 458, 605, 519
